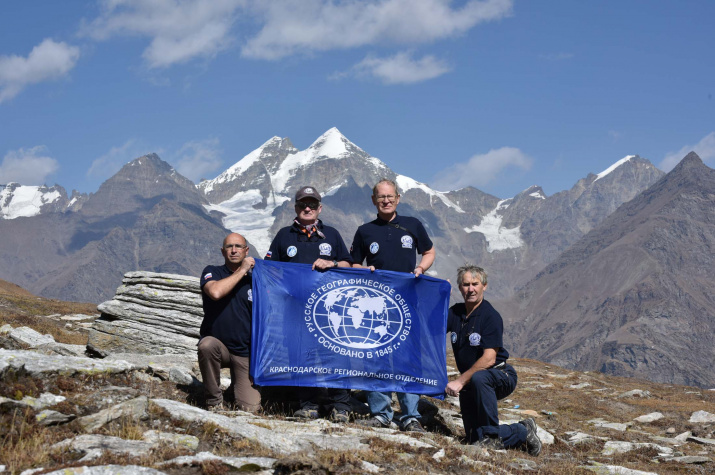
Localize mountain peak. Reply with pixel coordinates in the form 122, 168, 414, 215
307, 127, 361, 158
593, 155, 636, 182
672, 151, 704, 172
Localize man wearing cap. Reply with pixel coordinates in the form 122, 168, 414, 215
350, 178, 436, 432
446, 264, 541, 456
265, 186, 353, 422
199, 232, 260, 413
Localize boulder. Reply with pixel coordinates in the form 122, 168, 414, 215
88, 272, 203, 356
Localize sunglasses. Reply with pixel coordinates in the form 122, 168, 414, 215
295, 201, 320, 210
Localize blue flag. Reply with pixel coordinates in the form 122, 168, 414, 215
250, 259, 450, 398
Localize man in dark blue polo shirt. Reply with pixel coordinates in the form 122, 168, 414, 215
199, 232, 260, 413
446, 264, 541, 455
350, 179, 436, 432
265, 185, 353, 422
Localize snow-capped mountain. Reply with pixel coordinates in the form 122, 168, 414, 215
0, 183, 86, 219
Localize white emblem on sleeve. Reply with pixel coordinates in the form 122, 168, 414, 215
451, 332, 457, 344
369, 242, 379, 254
401, 235, 413, 249
247, 289, 253, 302
287, 246, 298, 257
319, 243, 332, 256
469, 333, 481, 346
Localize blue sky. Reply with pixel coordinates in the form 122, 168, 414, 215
1, 0, 713, 199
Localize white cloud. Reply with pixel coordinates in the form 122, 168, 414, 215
0, 146, 59, 185
80, 0, 244, 68
339, 51, 451, 84
87, 140, 153, 180
173, 138, 223, 181
431, 146, 532, 191
242, 0, 513, 60
660, 132, 715, 171
0, 39, 80, 103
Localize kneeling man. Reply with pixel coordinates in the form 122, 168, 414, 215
445, 264, 541, 455
198, 233, 260, 413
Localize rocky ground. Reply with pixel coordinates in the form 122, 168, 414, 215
1, 281, 714, 475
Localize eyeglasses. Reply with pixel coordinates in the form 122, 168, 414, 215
295, 201, 320, 210
375, 194, 398, 202
224, 244, 248, 250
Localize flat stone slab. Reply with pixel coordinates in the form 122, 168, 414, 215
602, 441, 673, 456
43, 466, 166, 475
565, 431, 609, 444
36, 409, 76, 426
666, 456, 711, 464
51, 434, 156, 462
159, 451, 276, 471
142, 430, 199, 450
617, 390, 651, 398
687, 435, 715, 446
0, 392, 65, 410
689, 410, 715, 423
587, 418, 631, 432
633, 412, 663, 423
0, 349, 136, 378
77, 396, 149, 431
581, 462, 658, 475
9, 327, 55, 347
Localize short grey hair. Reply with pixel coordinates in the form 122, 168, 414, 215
372, 179, 401, 197
457, 264, 488, 286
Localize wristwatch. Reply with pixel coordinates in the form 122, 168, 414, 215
333, 260, 338, 268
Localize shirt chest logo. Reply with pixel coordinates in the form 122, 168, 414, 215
319, 243, 332, 256
401, 235, 413, 249
247, 289, 253, 302
287, 246, 298, 257
469, 332, 481, 346
369, 242, 379, 254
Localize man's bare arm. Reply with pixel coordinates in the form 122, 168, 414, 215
414, 247, 436, 276
203, 257, 255, 301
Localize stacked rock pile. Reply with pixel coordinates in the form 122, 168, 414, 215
88, 271, 203, 356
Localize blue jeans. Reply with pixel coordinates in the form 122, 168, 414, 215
367, 391, 420, 427
459, 364, 526, 448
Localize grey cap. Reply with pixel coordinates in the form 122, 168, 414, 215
295, 186, 321, 202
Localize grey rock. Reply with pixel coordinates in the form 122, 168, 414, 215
1, 324, 12, 334
674, 431, 692, 442
36, 409, 75, 426
0, 392, 65, 410
602, 441, 673, 456
687, 435, 715, 446
587, 418, 631, 432
43, 466, 166, 475
9, 327, 55, 347
565, 431, 609, 445
537, 426, 555, 444
617, 390, 651, 398
581, 462, 658, 475
689, 410, 715, 423
667, 456, 711, 464
160, 451, 276, 470
569, 382, 591, 389
360, 460, 381, 473
51, 434, 156, 462
77, 396, 149, 431
633, 412, 664, 423
38, 343, 88, 357
509, 458, 538, 471
0, 349, 136, 378
142, 430, 199, 450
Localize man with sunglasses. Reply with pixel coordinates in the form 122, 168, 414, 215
350, 179, 436, 432
265, 186, 353, 422
199, 233, 260, 413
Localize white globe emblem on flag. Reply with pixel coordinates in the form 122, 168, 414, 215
312, 286, 405, 349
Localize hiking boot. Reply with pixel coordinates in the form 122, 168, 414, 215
330, 408, 350, 423
519, 417, 542, 456
403, 420, 426, 433
472, 435, 504, 451
207, 402, 229, 413
356, 416, 390, 428
294, 408, 319, 419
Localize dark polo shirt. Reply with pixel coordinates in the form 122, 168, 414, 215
200, 264, 253, 357
447, 300, 510, 374
265, 219, 351, 265
350, 213, 433, 273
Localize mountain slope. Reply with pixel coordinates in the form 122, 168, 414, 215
501, 152, 715, 387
